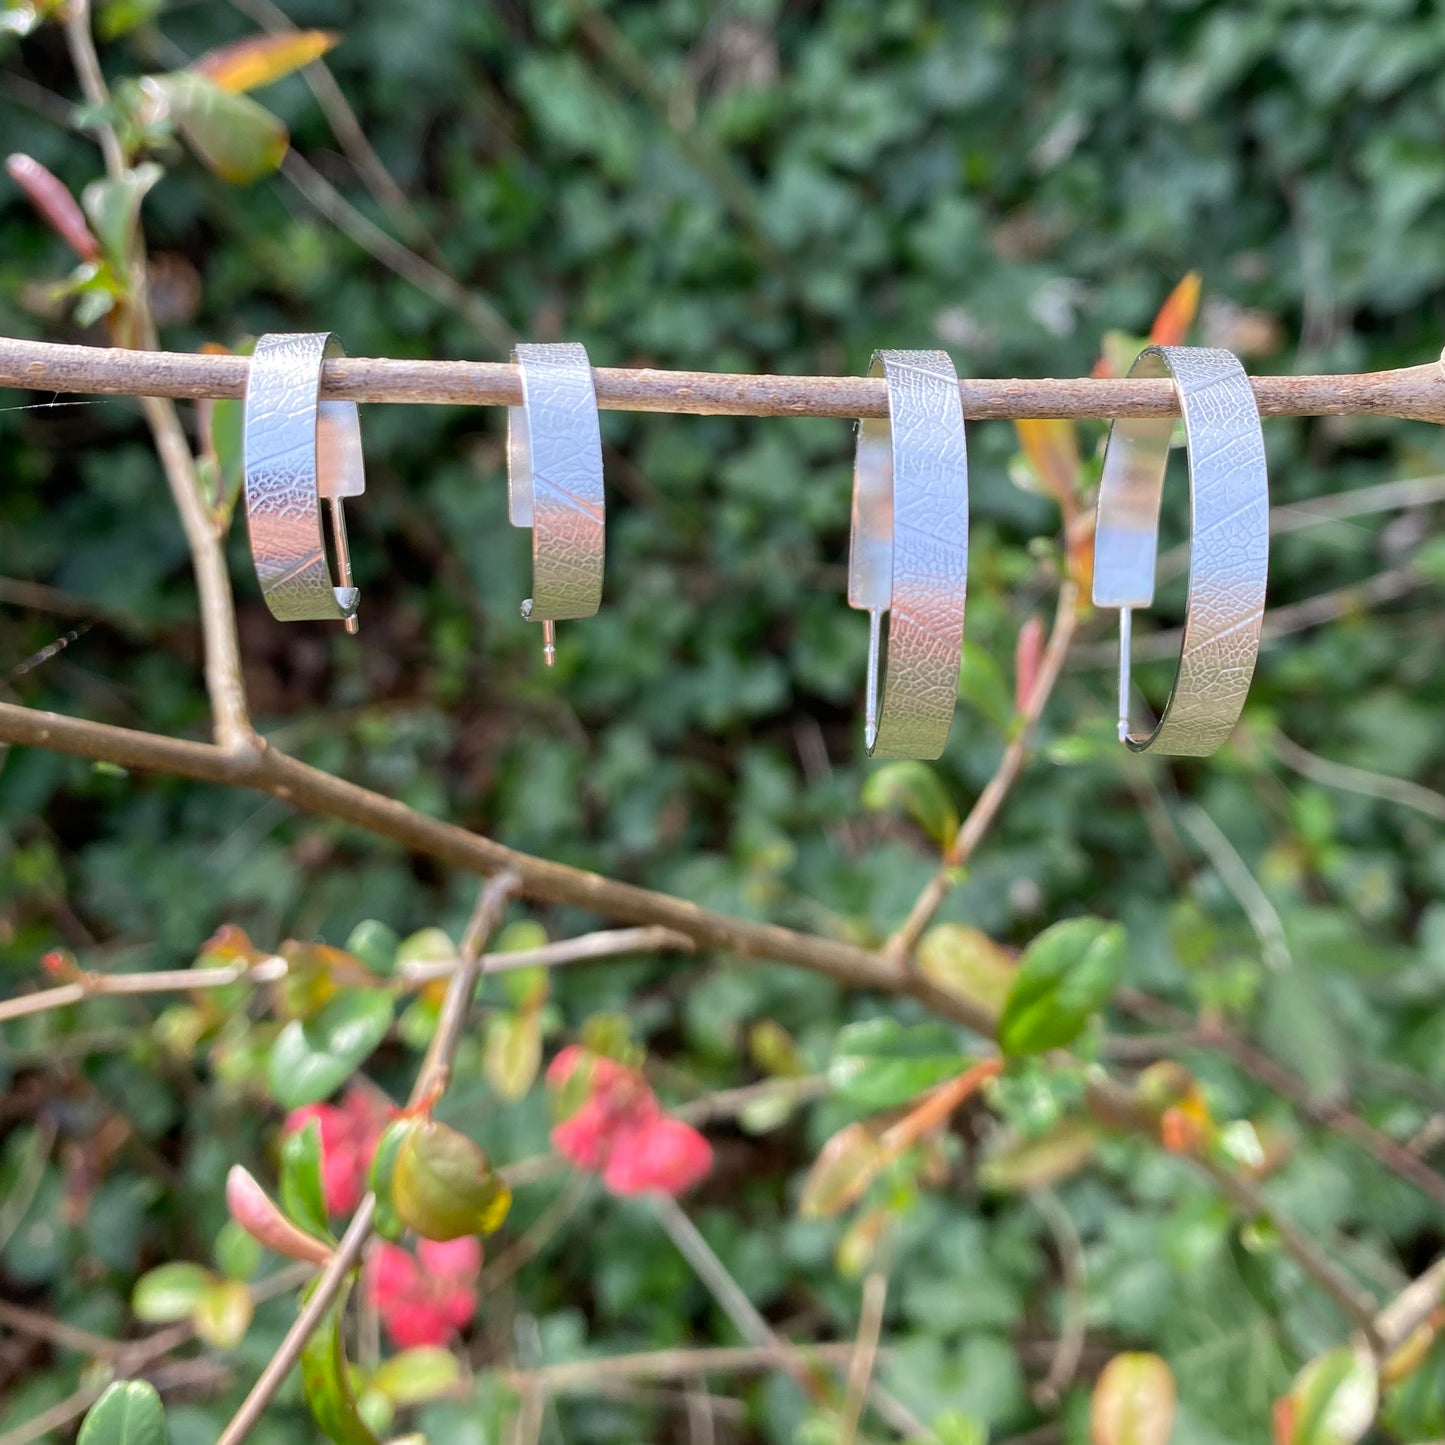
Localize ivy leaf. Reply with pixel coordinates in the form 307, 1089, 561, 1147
192, 30, 339, 93
300, 1281, 380, 1445
77, 1382, 168, 1445
144, 72, 288, 184
281, 1119, 334, 1240
828, 1019, 969, 1112
862, 760, 958, 849
132, 1261, 212, 1322
267, 990, 394, 1108
998, 918, 1125, 1057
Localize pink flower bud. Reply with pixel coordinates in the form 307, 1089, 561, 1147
6, 155, 100, 262
225, 1166, 332, 1266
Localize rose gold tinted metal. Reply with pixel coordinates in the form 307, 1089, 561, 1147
243, 333, 363, 630
508, 342, 606, 664
1093, 345, 1268, 756
848, 349, 969, 759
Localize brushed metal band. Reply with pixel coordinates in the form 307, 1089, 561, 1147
508, 342, 606, 652
1093, 345, 1268, 756
243, 333, 363, 626
848, 348, 969, 760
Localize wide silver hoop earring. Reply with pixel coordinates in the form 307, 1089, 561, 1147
1093, 345, 1268, 756
848, 348, 969, 760
242, 333, 364, 632
508, 341, 605, 666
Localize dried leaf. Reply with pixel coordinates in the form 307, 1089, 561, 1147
1013, 418, 1081, 514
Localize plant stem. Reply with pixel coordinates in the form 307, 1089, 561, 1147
213, 872, 518, 1445
885, 579, 1080, 964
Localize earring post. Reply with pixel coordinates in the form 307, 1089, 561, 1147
864, 608, 881, 753
1116, 606, 1132, 743
328, 499, 359, 635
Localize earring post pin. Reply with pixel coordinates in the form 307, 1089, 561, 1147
864, 608, 881, 753
328, 499, 359, 635
1116, 606, 1132, 743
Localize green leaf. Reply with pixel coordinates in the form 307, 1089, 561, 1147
370, 1347, 464, 1405
1281, 1346, 1378, 1445
862, 761, 958, 849
77, 1382, 168, 1445
97, 0, 164, 39
917, 925, 1017, 1017
1090, 1353, 1177, 1445
300, 1281, 380, 1445
192, 1278, 253, 1349
392, 1119, 511, 1241
80, 164, 161, 272
977, 1120, 1100, 1193
366, 1118, 412, 1243
958, 640, 1014, 731
828, 1019, 969, 1111
395, 926, 459, 976
281, 1120, 334, 1239
1259, 967, 1347, 1105
131, 1261, 212, 1322
146, 72, 288, 184
267, 990, 394, 1109
345, 919, 400, 976
997, 918, 1126, 1057
483, 1009, 542, 1101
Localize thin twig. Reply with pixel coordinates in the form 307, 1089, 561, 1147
1179, 805, 1291, 974
214, 871, 519, 1445
496, 1342, 864, 1392
4, 337, 1445, 421
1030, 1190, 1086, 1408
1273, 730, 1445, 824
838, 1271, 888, 1445
59, 4, 254, 752
886, 579, 1080, 965
0, 927, 689, 1027
1375, 1253, 1445, 1356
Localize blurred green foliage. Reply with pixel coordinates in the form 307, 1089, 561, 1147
5, 2, 1445, 1443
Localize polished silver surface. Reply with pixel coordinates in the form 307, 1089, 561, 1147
848, 349, 969, 759
508, 342, 606, 665
243, 333, 363, 630
1093, 345, 1268, 756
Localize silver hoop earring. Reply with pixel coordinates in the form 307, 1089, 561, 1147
1093, 345, 1268, 755
848, 349, 969, 759
242, 333, 364, 632
508, 342, 605, 665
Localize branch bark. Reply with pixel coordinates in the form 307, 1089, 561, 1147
4, 336, 1445, 421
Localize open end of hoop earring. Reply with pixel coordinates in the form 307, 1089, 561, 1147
327, 498, 359, 635
1116, 606, 1132, 743
864, 608, 881, 753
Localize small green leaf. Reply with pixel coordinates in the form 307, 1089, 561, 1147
281, 1120, 334, 1239
395, 926, 459, 976
997, 918, 1126, 1056
301, 1281, 380, 1445
78, 1381, 168, 1445
367, 1118, 412, 1242
192, 1278, 253, 1349
213, 1219, 262, 1282
370, 1347, 464, 1404
267, 990, 394, 1109
80, 164, 161, 272
917, 925, 1017, 1017
797, 1123, 883, 1220
345, 920, 400, 976
828, 1019, 969, 1112
1281, 1346, 1378, 1445
483, 1010, 542, 1101
393, 1119, 511, 1241
976, 1120, 1099, 1192
132, 1261, 212, 1322
958, 640, 1014, 730
1090, 1353, 1177, 1445
862, 761, 958, 849
145, 72, 288, 184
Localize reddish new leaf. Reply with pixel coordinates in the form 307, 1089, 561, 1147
193, 30, 339, 94
6, 154, 99, 261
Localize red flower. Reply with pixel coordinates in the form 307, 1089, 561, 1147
367, 1237, 481, 1350
547, 1047, 712, 1198
603, 1115, 713, 1197
284, 1085, 388, 1215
